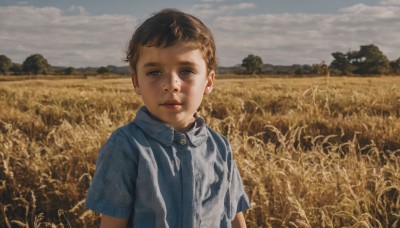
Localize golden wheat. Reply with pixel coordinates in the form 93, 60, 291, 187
0, 76, 399, 227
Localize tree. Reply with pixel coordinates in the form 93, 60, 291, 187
390, 57, 400, 75
97, 66, 110, 75
353, 44, 390, 75
22, 54, 51, 74
317, 61, 330, 77
64, 67, 75, 75
0, 55, 13, 74
241, 54, 263, 75
294, 66, 304, 76
10, 63, 22, 74
311, 64, 320, 75
330, 45, 390, 76
330, 52, 353, 75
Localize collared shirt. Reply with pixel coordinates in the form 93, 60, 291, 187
85, 107, 250, 228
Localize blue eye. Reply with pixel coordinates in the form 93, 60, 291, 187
180, 69, 195, 76
146, 71, 162, 77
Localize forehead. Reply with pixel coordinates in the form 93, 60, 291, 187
137, 42, 206, 66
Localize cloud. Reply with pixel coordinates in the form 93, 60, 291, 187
206, 3, 400, 66
1, 3, 400, 68
380, 0, 400, 5
68, 5, 88, 15
189, 2, 255, 19
0, 5, 137, 67
201, 0, 224, 3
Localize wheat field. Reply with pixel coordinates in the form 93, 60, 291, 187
1, 76, 399, 227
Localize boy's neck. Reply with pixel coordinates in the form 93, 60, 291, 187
174, 120, 196, 133
144, 108, 196, 133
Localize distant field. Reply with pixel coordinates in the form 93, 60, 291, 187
1, 76, 399, 227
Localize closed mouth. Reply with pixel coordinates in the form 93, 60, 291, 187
162, 100, 182, 105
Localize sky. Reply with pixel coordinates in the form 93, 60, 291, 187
1, 0, 400, 68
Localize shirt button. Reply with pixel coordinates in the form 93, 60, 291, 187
179, 139, 187, 145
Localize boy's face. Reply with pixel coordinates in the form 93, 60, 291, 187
132, 42, 214, 131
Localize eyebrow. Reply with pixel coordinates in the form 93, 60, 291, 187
177, 61, 198, 67
142, 62, 159, 68
141, 61, 198, 69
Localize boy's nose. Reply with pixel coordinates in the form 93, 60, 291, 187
163, 73, 181, 93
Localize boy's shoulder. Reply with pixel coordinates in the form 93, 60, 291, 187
115, 121, 140, 137
203, 125, 234, 158
108, 121, 147, 149
95, 122, 140, 164
205, 125, 229, 144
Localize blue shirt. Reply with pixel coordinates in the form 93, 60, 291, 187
85, 107, 250, 227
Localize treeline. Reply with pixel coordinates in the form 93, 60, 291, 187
1, 44, 399, 77
0, 54, 129, 76
235, 44, 400, 76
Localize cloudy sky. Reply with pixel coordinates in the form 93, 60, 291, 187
1, 0, 400, 67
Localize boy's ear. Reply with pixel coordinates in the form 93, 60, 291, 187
204, 70, 215, 95
131, 72, 141, 95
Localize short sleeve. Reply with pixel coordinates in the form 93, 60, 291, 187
229, 160, 251, 214
85, 130, 138, 218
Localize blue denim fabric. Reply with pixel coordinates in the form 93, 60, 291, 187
85, 106, 250, 227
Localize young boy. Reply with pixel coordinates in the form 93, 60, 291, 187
85, 8, 250, 228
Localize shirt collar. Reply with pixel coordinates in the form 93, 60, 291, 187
133, 106, 208, 147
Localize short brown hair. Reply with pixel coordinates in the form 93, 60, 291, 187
126, 8, 216, 74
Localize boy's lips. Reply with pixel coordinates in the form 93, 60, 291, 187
161, 100, 182, 109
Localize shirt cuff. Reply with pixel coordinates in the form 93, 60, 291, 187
236, 194, 251, 213
85, 198, 131, 218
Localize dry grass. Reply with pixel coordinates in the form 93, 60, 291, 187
1, 76, 399, 227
